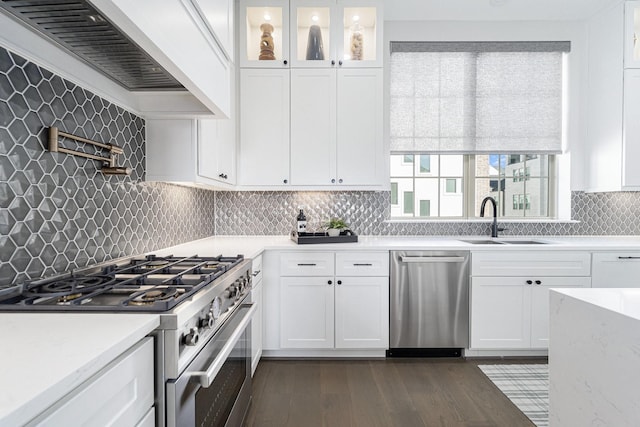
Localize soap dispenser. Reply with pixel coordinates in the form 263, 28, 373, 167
296, 209, 307, 233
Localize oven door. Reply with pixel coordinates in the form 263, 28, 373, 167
167, 303, 255, 427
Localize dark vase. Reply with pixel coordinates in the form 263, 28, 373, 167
306, 25, 325, 60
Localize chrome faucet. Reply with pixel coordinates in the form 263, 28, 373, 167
480, 196, 500, 238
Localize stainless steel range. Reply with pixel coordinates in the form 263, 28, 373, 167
0, 254, 255, 427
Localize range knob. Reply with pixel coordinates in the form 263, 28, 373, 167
199, 312, 215, 329
236, 278, 245, 293
210, 296, 222, 319
183, 327, 200, 346
225, 285, 237, 299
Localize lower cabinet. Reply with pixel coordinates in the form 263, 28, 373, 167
30, 337, 154, 426
267, 250, 389, 353
250, 254, 263, 376
279, 275, 389, 349
471, 276, 591, 349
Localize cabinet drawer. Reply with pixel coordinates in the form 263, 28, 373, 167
33, 338, 154, 426
280, 252, 335, 276
335, 251, 389, 276
471, 251, 591, 276
592, 252, 640, 287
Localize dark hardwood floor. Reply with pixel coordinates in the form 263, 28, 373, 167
244, 358, 544, 427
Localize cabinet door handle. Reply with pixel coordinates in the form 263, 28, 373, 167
353, 263, 373, 266
535, 280, 542, 285
331, 60, 336, 66
297, 263, 317, 266
252, 270, 261, 277
331, 178, 336, 183
328, 280, 332, 285
338, 178, 343, 183
526, 280, 533, 285
338, 60, 343, 66
283, 179, 288, 184
337, 280, 342, 285
618, 256, 640, 259
283, 60, 288, 65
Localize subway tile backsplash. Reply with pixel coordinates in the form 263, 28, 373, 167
2, 45, 640, 288
0, 46, 215, 287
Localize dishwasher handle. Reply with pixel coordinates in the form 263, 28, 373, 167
400, 256, 466, 263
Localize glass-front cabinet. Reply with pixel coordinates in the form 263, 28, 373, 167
239, 0, 290, 67
625, 1, 640, 68
239, 0, 381, 68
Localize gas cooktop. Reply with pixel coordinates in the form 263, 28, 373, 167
0, 254, 245, 312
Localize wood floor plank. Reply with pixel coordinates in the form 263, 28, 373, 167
244, 358, 542, 427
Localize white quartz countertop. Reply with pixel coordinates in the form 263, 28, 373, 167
0, 313, 159, 427
551, 287, 640, 321
154, 235, 640, 259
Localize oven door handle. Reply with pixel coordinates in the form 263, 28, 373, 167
189, 303, 256, 388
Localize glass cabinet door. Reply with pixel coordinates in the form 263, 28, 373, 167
240, 0, 290, 68
290, 1, 336, 67
337, 1, 382, 67
625, 1, 640, 68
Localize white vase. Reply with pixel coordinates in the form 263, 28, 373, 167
327, 228, 340, 237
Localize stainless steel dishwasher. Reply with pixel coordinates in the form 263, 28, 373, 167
388, 250, 470, 357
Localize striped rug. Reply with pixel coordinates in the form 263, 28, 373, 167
478, 364, 549, 427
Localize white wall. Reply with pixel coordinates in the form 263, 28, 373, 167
383, 20, 589, 219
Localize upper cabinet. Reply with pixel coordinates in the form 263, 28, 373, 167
584, 1, 640, 191
239, 0, 381, 68
238, 0, 385, 189
625, 1, 640, 68
240, 0, 291, 68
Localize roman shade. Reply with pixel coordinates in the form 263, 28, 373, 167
389, 41, 570, 154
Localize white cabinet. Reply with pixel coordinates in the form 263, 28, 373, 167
470, 251, 591, 350
239, 68, 291, 186
238, 0, 384, 189
625, 1, 640, 68
289, 68, 383, 186
146, 117, 236, 187
91, 0, 232, 117
251, 254, 263, 375
272, 250, 389, 352
280, 276, 335, 348
29, 338, 154, 426
592, 251, 640, 288
585, 2, 640, 191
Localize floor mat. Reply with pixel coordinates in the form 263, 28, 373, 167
478, 364, 548, 427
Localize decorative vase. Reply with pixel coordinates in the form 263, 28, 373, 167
327, 228, 340, 237
259, 23, 275, 60
306, 25, 325, 60
350, 22, 364, 60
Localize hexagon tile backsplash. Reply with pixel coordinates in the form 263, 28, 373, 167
3, 45, 640, 288
0, 46, 216, 288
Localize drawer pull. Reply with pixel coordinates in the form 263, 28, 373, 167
618, 256, 640, 260
297, 263, 317, 266
353, 263, 373, 266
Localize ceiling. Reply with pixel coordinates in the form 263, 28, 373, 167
383, 0, 622, 21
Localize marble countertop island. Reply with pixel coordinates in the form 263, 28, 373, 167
549, 288, 640, 426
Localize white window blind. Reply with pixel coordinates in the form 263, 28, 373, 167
389, 41, 570, 154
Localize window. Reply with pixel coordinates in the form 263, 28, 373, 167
403, 191, 414, 214
389, 41, 566, 219
419, 200, 431, 216
445, 178, 457, 193
391, 183, 398, 205
390, 153, 552, 218
419, 155, 431, 173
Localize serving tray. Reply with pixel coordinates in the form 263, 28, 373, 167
290, 230, 358, 244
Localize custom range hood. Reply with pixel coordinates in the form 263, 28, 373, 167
0, 0, 184, 91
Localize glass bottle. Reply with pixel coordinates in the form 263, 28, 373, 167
296, 209, 307, 233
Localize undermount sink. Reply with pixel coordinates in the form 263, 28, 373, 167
459, 239, 550, 245
459, 239, 506, 245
